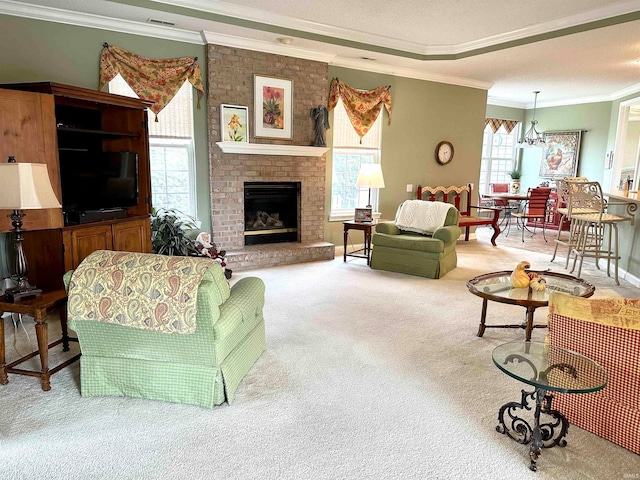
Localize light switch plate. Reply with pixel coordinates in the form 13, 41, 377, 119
406, 184, 413, 192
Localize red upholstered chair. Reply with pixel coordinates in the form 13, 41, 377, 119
490, 183, 509, 193
548, 292, 640, 455
511, 187, 552, 242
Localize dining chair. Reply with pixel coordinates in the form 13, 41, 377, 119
489, 183, 519, 232
511, 187, 552, 242
490, 183, 509, 194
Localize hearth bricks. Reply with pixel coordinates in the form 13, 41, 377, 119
206, 44, 334, 270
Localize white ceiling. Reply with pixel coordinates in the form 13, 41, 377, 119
4, 0, 640, 108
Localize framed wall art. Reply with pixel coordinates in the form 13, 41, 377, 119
539, 130, 582, 179
354, 207, 373, 223
220, 104, 249, 142
254, 74, 293, 139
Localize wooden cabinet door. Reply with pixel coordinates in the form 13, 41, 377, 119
69, 225, 113, 269
112, 218, 152, 253
0, 88, 62, 232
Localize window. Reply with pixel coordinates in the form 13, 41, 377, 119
479, 123, 520, 195
330, 99, 382, 219
109, 75, 196, 216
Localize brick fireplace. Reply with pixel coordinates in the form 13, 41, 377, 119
206, 44, 335, 271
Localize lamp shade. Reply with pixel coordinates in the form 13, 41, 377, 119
355, 163, 385, 189
0, 162, 61, 210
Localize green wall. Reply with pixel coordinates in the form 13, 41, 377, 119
518, 102, 611, 191
325, 67, 488, 246
0, 15, 211, 233
2, 14, 637, 279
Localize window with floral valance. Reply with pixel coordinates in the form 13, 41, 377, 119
328, 78, 392, 143
99, 43, 205, 122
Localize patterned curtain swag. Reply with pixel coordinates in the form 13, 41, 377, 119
99, 43, 205, 121
328, 78, 392, 142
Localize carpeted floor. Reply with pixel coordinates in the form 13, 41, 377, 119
1, 235, 639, 479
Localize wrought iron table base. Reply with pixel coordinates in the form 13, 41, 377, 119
497, 388, 569, 471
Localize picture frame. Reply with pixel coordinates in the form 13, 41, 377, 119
254, 74, 293, 139
539, 130, 582, 179
354, 207, 373, 223
220, 104, 249, 142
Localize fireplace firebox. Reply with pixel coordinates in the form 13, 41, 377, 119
244, 182, 300, 245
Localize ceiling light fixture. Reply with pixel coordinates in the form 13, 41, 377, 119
277, 37, 293, 45
518, 91, 545, 148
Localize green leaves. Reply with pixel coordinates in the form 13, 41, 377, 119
150, 208, 199, 256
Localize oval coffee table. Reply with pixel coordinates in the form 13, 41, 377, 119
493, 341, 607, 471
467, 270, 595, 341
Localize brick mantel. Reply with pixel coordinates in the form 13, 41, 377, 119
215, 142, 328, 156
206, 44, 332, 256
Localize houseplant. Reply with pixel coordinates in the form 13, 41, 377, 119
151, 208, 232, 278
151, 208, 199, 256
508, 170, 522, 193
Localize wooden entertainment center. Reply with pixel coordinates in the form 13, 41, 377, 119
0, 82, 153, 291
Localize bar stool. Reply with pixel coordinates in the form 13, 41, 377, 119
550, 177, 594, 267
569, 181, 633, 285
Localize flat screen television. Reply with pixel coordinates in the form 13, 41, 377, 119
60, 151, 139, 211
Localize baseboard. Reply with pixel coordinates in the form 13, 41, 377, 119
595, 259, 640, 287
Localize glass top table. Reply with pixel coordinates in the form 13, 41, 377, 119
467, 270, 595, 341
492, 341, 607, 471
492, 341, 607, 394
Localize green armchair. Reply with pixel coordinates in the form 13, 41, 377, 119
64, 250, 265, 408
370, 206, 461, 278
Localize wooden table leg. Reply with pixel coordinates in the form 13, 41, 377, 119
525, 306, 536, 342
0, 310, 7, 385
365, 229, 372, 265
59, 303, 70, 352
477, 299, 488, 337
343, 227, 348, 262
34, 307, 51, 391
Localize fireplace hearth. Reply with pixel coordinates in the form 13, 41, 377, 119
244, 182, 300, 245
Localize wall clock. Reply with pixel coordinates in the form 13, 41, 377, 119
435, 141, 454, 165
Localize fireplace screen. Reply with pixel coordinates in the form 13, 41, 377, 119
244, 182, 300, 245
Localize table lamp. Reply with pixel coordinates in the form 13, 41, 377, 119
0, 157, 62, 302
355, 163, 385, 208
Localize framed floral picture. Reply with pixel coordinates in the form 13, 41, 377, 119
539, 130, 582, 179
220, 104, 249, 142
254, 75, 293, 139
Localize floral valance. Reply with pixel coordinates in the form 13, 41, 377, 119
485, 118, 519, 134
328, 78, 392, 142
99, 43, 205, 121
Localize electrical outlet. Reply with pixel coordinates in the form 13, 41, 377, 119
406, 184, 413, 193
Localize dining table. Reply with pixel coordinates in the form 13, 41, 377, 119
481, 192, 530, 232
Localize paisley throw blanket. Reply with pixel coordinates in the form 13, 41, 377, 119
68, 250, 214, 334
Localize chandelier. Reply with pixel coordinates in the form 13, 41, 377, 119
518, 91, 545, 148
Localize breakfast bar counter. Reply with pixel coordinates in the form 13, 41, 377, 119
605, 191, 639, 285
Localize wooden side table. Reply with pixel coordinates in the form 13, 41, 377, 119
0, 289, 79, 391
343, 220, 376, 265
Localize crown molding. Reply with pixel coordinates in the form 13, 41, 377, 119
330, 57, 493, 91
0, 0, 204, 44
452, 0, 640, 55
202, 31, 335, 63
152, 0, 640, 57
486, 98, 526, 109
153, 0, 428, 55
